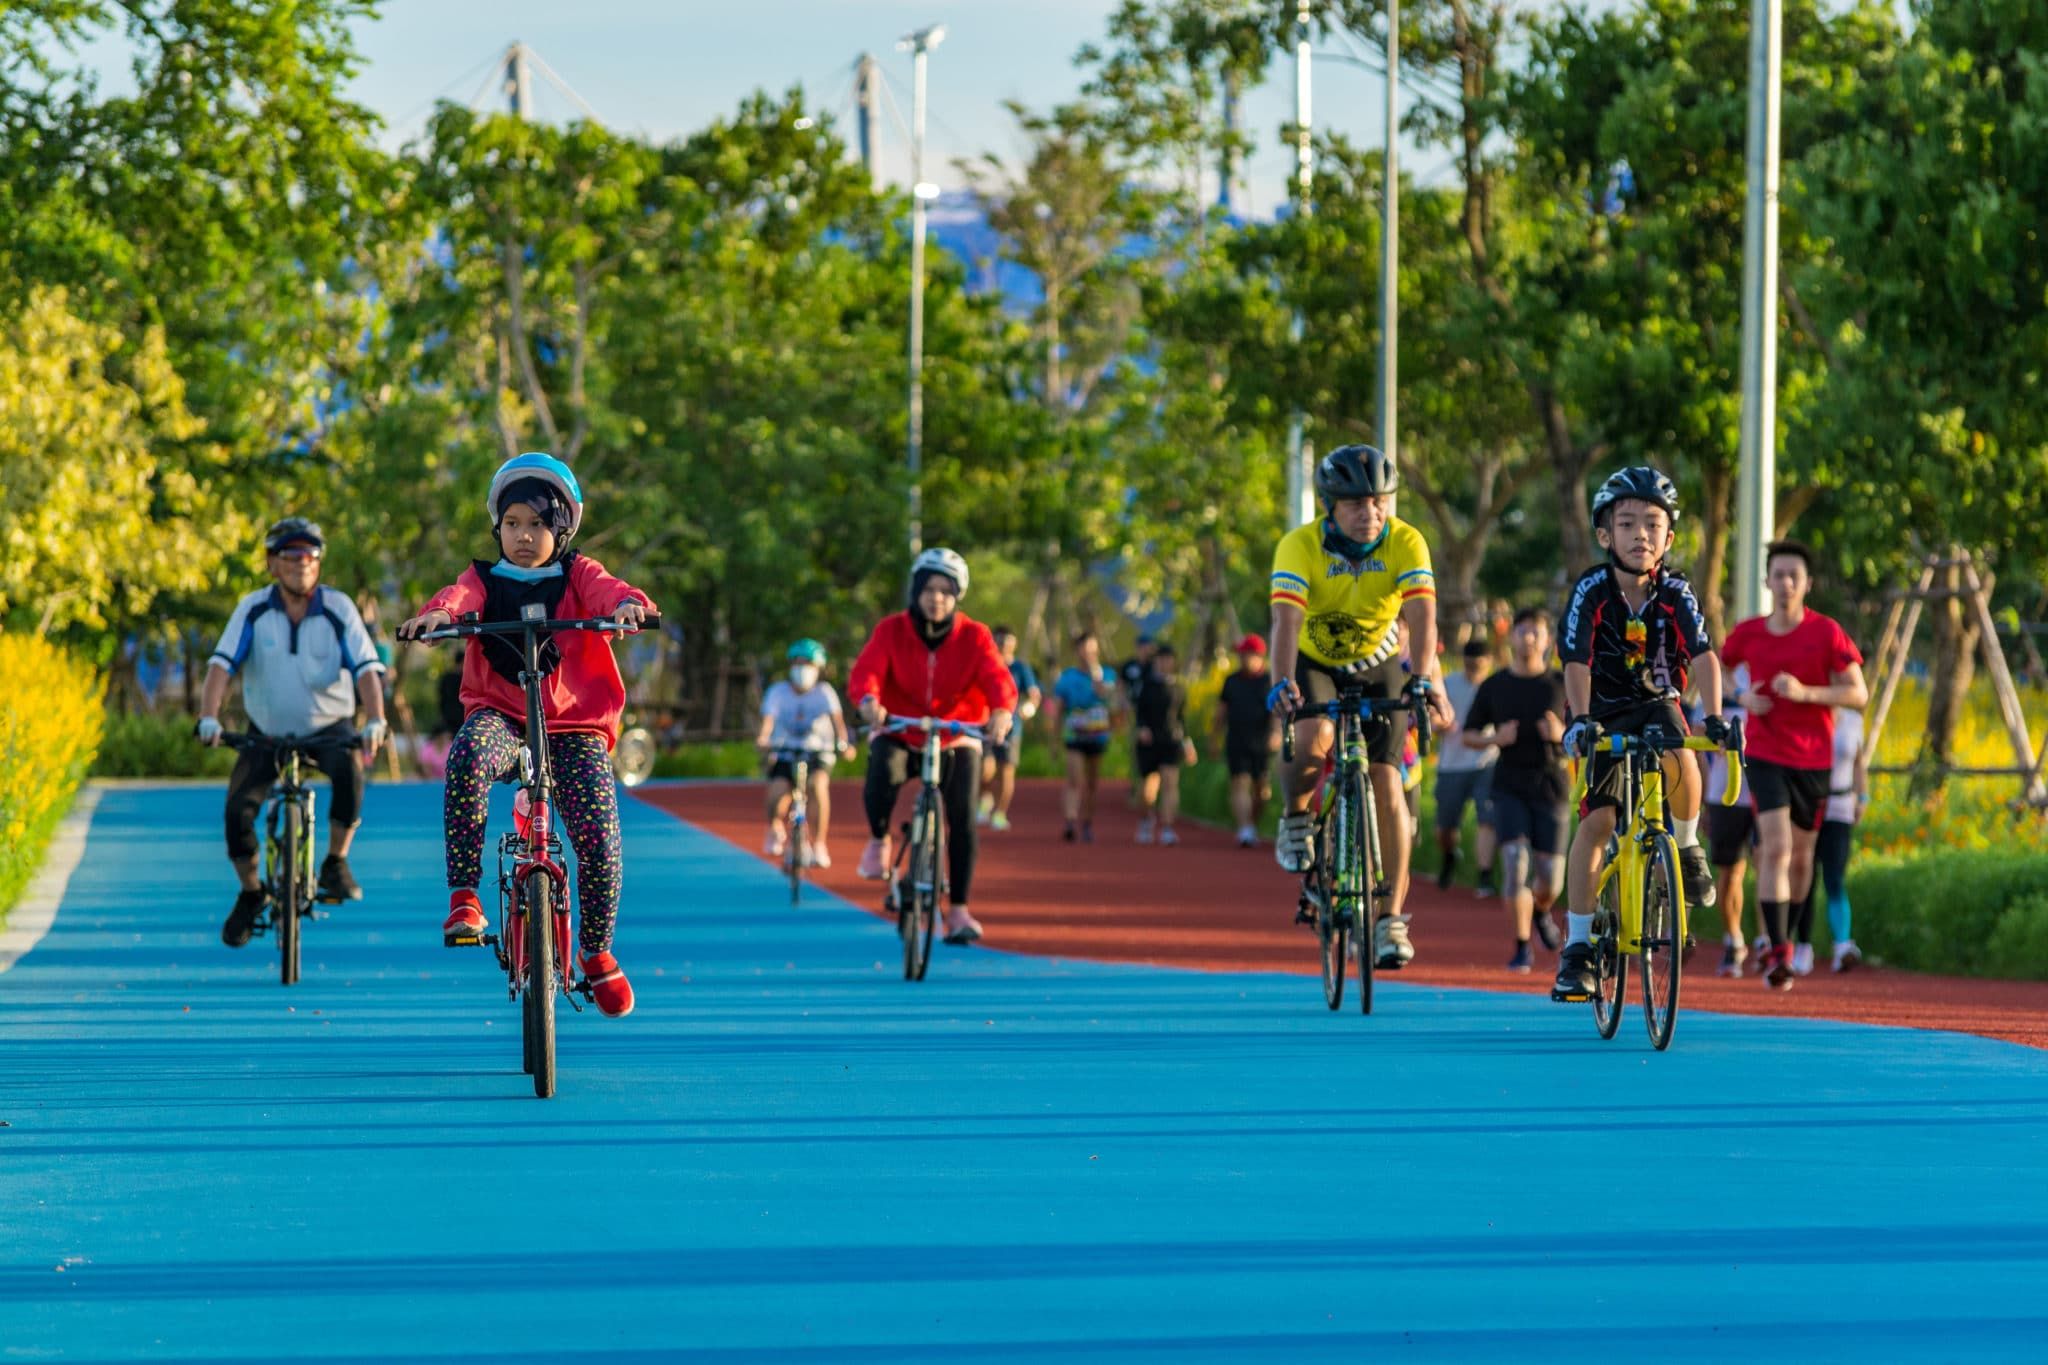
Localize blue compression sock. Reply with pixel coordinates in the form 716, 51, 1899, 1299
1827, 893, 1851, 944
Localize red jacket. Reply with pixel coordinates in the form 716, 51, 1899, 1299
848, 610, 1018, 748
422, 555, 656, 750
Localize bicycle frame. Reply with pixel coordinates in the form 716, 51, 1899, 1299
1580, 727, 1744, 954
259, 747, 317, 920
870, 717, 981, 980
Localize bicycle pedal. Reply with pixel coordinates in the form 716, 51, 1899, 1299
443, 932, 489, 948
1551, 987, 1595, 1003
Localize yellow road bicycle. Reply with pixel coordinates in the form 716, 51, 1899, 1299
1571, 710, 1743, 1050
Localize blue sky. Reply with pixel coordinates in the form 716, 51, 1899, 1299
55, 0, 1437, 217
347, 1, 1436, 215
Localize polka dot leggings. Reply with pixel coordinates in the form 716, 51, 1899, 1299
444, 709, 624, 956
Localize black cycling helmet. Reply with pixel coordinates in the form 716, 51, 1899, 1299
1589, 466, 1680, 530
264, 517, 325, 554
1314, 444, 1398, 504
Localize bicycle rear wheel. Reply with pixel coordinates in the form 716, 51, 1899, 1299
1316, 850, 1345, 1011
1640, 834, 1684, 1051
279, 801, 302, 987
1591, 872, 1625, 1040
525, 876, 557, 1098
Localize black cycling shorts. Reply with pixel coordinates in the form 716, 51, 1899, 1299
1704, 800, 1756, 867
1581, 698, 1690, 817
1294, 656, 1407, 767
1748, 758, 1829, 832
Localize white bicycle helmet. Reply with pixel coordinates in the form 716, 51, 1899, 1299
486, 452, 584, 543
909, 546, 969, 598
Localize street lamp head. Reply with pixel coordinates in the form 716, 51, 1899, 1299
898, 23, 946, 52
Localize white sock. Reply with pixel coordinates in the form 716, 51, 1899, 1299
1567, 912, 1594, 946
1673, 815, 1699, 848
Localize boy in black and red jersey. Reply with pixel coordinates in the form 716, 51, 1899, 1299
1550, 467, 1731, 1003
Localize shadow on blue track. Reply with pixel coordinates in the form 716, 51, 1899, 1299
3, 783, 2046, 1361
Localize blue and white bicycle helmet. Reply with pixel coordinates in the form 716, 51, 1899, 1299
486, 452, 584, 543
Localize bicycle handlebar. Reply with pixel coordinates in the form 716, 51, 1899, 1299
412, 613, 661, 642
1569, 722, 1746, 807
217, 730, 366, 755
860, 717, 986, 742
1280, 689, 1434, 765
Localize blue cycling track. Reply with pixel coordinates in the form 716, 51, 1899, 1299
4, 781, 2046, 1362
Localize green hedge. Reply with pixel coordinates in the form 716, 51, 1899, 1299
1849, 853, 2048, 981
91, 710, 237, 778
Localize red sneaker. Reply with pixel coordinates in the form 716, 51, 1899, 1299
580, 950, 635, 1017
442, 889, 487, 939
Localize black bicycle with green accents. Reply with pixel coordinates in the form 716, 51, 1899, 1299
1281, 685, 1434, 1014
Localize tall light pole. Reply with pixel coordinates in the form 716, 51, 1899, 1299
1379, 2, 1399, 464
901, 24, 945, 558
1287, 0, 1315, 528
1735, 0, 1783, 622
504, 41, 532, 118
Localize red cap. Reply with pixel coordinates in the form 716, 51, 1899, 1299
1235, 633, 1268, 655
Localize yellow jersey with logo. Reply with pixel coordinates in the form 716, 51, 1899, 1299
1269, 518, 1436, 671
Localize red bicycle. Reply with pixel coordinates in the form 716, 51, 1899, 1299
421, 606, 655, 1098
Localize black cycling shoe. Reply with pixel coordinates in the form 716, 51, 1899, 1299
221, 889, 268, 948
1531, 907, 1563, 952
316, 854, 362, 903
1551, 942, 1598, 1002
1678, 845, 1717, 908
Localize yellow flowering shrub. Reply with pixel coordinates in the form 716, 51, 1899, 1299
0, 634, 104, 921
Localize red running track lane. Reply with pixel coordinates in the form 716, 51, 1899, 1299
637, 777, 2048, 1049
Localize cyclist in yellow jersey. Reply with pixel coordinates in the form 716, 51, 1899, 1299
1267, 444, 1455, 969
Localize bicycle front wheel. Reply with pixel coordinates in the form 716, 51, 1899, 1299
1592, 871, 1626, 1041
278, 801, 303, 987
1345, 773, 1375, 1016
1640, 835, 1684, 1050
525, 876, 557, 1098
910, 802, 940, 981
786, 809, 804, 906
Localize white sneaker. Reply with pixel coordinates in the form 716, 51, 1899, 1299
1159, 826, 1179, 847
1136, 818, 1155, 846
809, 844, 832, 870
764, 827, 787, 857
1832, 939, 1863, 973
857, 837, 889, 880
1236, 826, 1259, 848
1791, 944, 1815, 977
976, 794, 994, 826
1375, 914, 1416, 969
1275, 813, 1314, 873
990, 812, 1011, 832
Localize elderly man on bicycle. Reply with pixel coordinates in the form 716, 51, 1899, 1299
848, 548, 1017, 945
1266, 446, 1455, 970
197, 517, 389, 948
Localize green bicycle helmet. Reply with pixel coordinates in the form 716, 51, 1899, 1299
787, 638, 827, 665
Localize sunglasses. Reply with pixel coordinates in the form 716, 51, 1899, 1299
272, 547, 322, 562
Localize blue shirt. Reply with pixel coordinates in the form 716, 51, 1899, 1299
1053, 665, 1115, 744
1009, 660, 1041, 698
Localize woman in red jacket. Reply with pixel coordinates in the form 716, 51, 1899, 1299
397, 453, 656, 1017
849, 548, 1017, 944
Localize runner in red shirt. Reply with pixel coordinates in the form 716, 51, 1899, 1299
1719, 540, 1868, 991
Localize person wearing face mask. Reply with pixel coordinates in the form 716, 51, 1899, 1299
756, 639, 851, 868
848, 548, 1018, 945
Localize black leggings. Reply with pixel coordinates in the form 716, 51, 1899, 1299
864, 736, 980, 905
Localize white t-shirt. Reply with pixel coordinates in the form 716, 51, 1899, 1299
762, 679, 842, 753
1437, 670, 1497, 774
209, 585, 385, 738
1826, 708, 1864, 825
